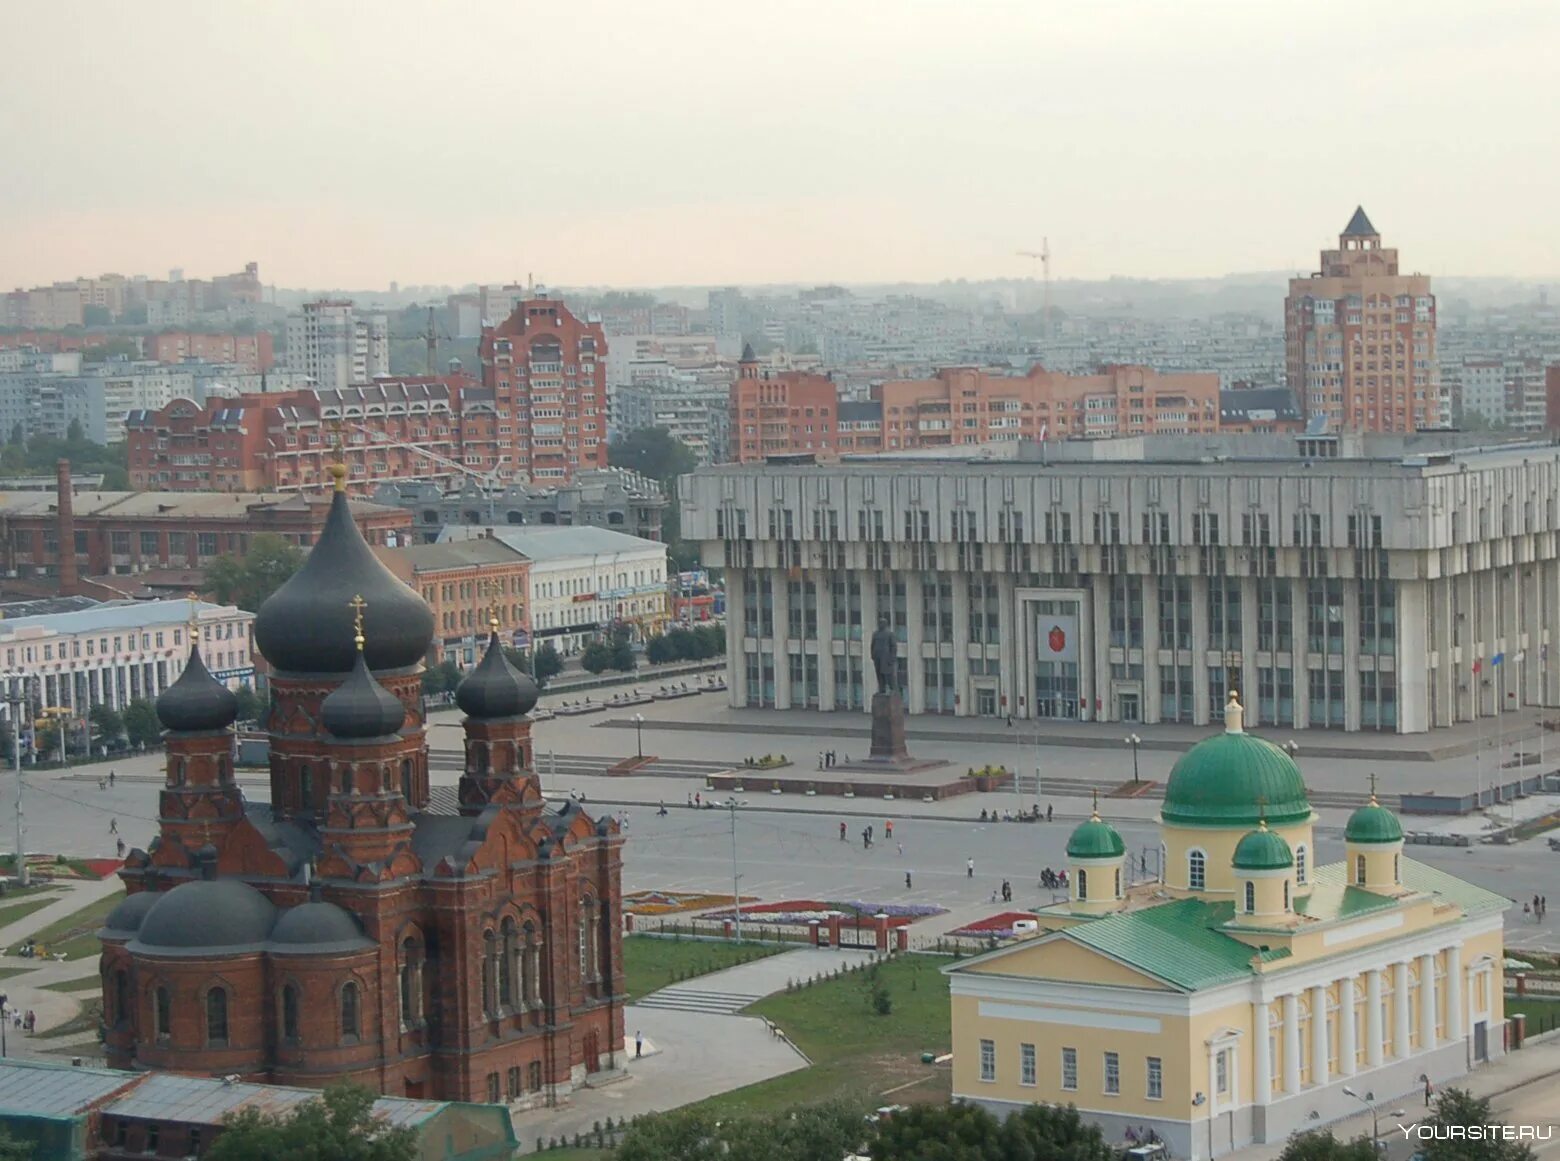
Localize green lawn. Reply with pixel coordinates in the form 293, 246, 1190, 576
25, 888, 125, 960
693, 953, 953, 1118
0, 890, 64, 932
41, 976, 105, 994
621, 935, 784, 1002
1508, 995, 1560, 1035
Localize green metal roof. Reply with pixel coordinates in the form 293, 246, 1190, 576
1161, 731, 1312, 828
1067, 816, 1126, 859
1345, 801, 1404, 844
1233, 826, 1294, 870
1313, 857, 1510, 918
1294, 883, 1399, 921
1063, 898, 1259, 991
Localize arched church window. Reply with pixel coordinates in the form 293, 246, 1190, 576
206, 987, 229, 1047
1077, 869, 1088, 901
154, 986, 172, 1043
1245, 882, 1255, 913
281, 983, 300, 1044
1188, 849, 1207, 891
341, 982, 360, 1040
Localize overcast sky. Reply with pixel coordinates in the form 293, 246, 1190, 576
2, 0, 1556, 290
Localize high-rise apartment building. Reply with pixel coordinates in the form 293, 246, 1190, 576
1286, 208, 1438, 432
283, 300, 390, 390
478, 297, 607, 482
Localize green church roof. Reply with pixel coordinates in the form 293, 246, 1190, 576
1233, 823, 1294, 870
1162, 697, 1311, 828
1067, 813, 1125, 860
1345, 798, 1404, 844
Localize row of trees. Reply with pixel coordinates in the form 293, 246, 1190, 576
419, 643, 564, 699
2, 424, 129, 488
644, 624, 723, 665
581, 626, 637, 675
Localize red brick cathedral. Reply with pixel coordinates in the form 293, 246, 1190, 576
99, 455, 623, 1105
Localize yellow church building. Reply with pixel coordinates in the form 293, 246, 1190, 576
946, 693, 1507, 1158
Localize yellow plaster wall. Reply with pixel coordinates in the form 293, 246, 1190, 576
961, 939, 1175, 990
950, 992, 1199, 1116
1161, 819, 1314, 896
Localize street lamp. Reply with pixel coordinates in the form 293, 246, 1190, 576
724, 797, 747, 943
1, 673, 29, 887
1124, 733, 1142, 785
1341, 1087, 1405, 1150
633, 712, 644, 760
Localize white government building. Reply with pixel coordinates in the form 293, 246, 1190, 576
0, 598, 255, 718
681, 432, 1560, 733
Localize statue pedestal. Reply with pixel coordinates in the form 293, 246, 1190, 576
869, 692, 910, 761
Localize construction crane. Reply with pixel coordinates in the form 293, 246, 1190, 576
1017, 238, 1053, 337
421, 305, 453, 375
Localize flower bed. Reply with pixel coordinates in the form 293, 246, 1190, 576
702, 898, 948, 928
623, 890, 754, 916
946, 911, 1039, 940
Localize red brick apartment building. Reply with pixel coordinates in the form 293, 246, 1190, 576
478, 297, 607, 481
146, 331, 275, 372
728, 349, 1220, 461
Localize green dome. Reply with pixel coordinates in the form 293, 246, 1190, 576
1162, 731, 1311, 828
1067, 815, 1125, 860
1232, 824, 1294, 871
1345, 799, 1403, 844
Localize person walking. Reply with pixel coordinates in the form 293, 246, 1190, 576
1046, 803, 1053, 822
116, 838, 125, 859
1424, 1077, 1433, 1107
839, 821, 847, 842
108, 769, 116, 787
905, 870, 913, 890
862, 827, 871, 850
966, 857, 975, 879
884, 820, 894, 839
896, 841, 903, 857
108, 818, 118, 835
635, 1030, 644, 1059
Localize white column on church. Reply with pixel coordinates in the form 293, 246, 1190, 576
1365, 969, 1384, 1069
1311, 984, 1330, 1087
1420, 952, 1438, 1050
1253, 999, 1272, 1102
1339, 977, 1357, 1077
1283, 992, 1301, 1095
1446, 945, 1464, 1043
1394, 961, 1412, 1059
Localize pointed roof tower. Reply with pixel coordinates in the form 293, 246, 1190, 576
1341, 206, 1378, 238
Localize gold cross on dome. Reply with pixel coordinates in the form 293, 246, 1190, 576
1368, 771, 1378, 803
348, 594, 367, 651
1255, 794, 1269, 828
1090, 787, 1100, 820
185, 591, 200, 643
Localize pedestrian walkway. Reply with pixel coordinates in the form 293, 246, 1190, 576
635, 946, 877, 1016
0, 874, 123, 951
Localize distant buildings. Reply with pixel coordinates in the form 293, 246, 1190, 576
478, 296, 607, 482
372, 468, 667, 544
147, 330, 274, 372
3, 263, 264, 329
1443, 356, 1546, 431
728, 347, 1223, 462
1286, 209, 1439, 432
375, 536, 532, 666
283, 299, 390, 390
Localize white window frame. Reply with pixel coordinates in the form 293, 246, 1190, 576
1020, 1042, 1037, 1087
979, 1038, 996, 1082
1188, 848, 1207, 891
1147, 1055, 1163, 1100
1062, 1046, 1078, 1091
1104, 1051, 1120, 1095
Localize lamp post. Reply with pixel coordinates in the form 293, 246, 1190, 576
1341, 1086, 1404, 1151
1124, 733, 1142, 785
633, 712, 644, 760
2, 674, 28, 887
724, 797, 746, 943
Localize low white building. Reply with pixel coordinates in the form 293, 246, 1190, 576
439, 525, 668, 653
0, 598, 255, 723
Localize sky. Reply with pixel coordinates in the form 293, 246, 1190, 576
2, 0, 1557, 290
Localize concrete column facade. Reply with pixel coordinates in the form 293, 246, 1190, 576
816, 575, 836, 712
1420, 952, 1438, 1049
1365, 969, 1384, 1068
951, 574, 971, 716
1339, 976, 1357, 1077
1446, 944, 1464, 1043
860, 574, 879, 719
771, 569, 792, 710
1091, 573, 1110, 723
997, 572, 1018, 719
1282, 992, 1301, 1096
1393, 960, 1412, 1060
1191, 575, 1211, 725
906, 577, 925, 714
1239, 575, 1259, 704
1397, 579, 1430, 734
1311, 983, 1330, 1088
1142, 576, 1163, 723
1476, 572, 1497, 717
1290, 579, 1311, 729
1253, 999, 1271, 1103
1342, 580, 1362, 731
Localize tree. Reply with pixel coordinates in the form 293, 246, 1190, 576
608, 427, 697, 487
610, 640, 637, 672
533, 641, 563, 684
65, 418, 85, 443
617, 1109, 724, 1161
206, 534, 305, 613
618, 1104, 866, 1161
122, 699, 162, 749
871, 1101, 1115, 1161
645, 634, 675, 665
0, 1123, 34, 1161
206, 1083, 418, 1161
420, 659, 461, 698
1279, 1131, 1378, 1161
580, 641, 612, 674
1418, 1087, 1536, 1161
81, 337, 139, 362
232, 685, 261, 724
89, 702, 124, 746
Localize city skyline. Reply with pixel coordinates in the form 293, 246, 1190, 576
4, 1, 1559, 289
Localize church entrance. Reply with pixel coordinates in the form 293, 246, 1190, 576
582, 1030, 601, 1074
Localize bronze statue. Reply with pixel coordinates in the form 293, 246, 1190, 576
870, 615, 897, 693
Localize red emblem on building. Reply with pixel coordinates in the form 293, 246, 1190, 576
1048, 624, 1067, 654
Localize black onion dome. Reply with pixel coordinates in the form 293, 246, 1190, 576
270, 900, 375, 954
456, 631, 539, 719
131, 879, 277, 954
155, 645, 239, 732
322, 652, 407, 740
253, 490, 434, 674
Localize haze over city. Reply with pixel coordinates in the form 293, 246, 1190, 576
4, 0, 1559, 288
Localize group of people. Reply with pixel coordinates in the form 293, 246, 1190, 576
817, 750, 845, 769
0, 1005, 36, 1035
1524, 894, 1549, 921
1038, 867, 1070, 890
979, 805, 1052, 823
